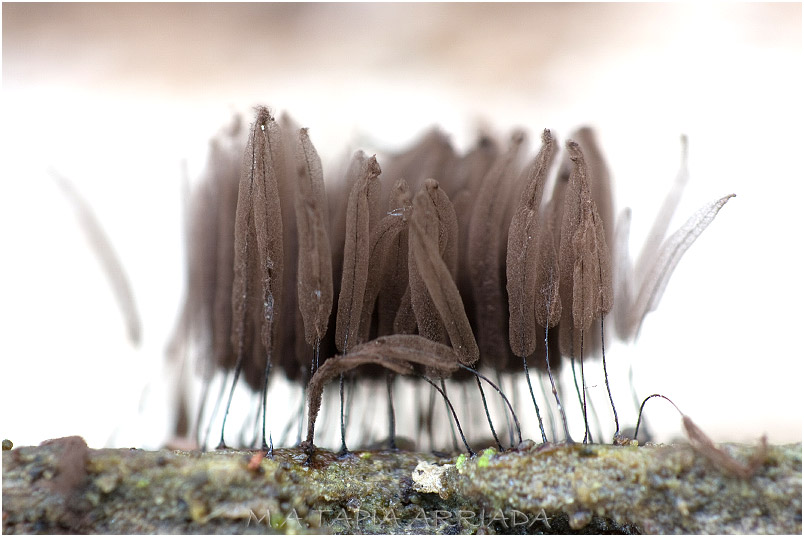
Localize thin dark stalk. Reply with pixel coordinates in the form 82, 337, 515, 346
538, 374, 556, 442
601, 316, 620, 437
414, 381, 426, 448
570, 352, 584, 439
204, 370, 230, 451
418, 375, 474, 456
386, 373, 397, 450
634, 393, 682, 441
260, 361, 273, 454
628, 364, 650, 441
509, 374, 520, 442
457, 364, 523, 446
339, 373, 347, 454
545, 331, 570, 442
221, 137, 252, 450
426, 383, 436, 450
475, 375, 503, 450
441, 379, 461, 453
496, 370, 514, 447
579, 331, 591, 443
544, 270, 571, 443
519, 294, 547, 443
461, 382, 471, 438
522, 356, 548, 443
217, 356, 244, 449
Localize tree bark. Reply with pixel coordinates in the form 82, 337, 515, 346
2, 436, 800, 534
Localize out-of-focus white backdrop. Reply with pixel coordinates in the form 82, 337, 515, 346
2, 3, 802, 449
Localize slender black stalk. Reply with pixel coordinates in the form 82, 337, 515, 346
475, 375, 503, 450
217, 356, 244, 449
628, 364, 650, 441
339, 330, 351, 455
260, 360, 273, 454
496, 370, 514, 447
419, 375, 474, 456
538, 374, 556, 442
600, 316, 620, 438
386, 373, 397, 450
634, 393, 682, 440
339, 373, 347, 454
426, 384, 436, 450
220, 185, 250, 451
441, 379, 461, 453
522, 356, 548, 443
544, 270, 572, 443
579, 331, 591, 443
414, 381, 426, 449
202, 369, 230, 452
457, 364, 523, 446
569, 350, 584, 439
461, 382, 471, 436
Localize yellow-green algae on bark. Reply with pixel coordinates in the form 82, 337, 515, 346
2, 436, 800, 534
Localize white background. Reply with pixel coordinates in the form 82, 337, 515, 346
2, 3, 802, 449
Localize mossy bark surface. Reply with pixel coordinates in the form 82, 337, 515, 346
2, 436, 800, 534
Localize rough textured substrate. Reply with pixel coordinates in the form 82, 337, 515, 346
2, 436, 800, 534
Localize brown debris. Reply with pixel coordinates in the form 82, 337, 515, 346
37, 436, 89, 496
682, 415, 768, 479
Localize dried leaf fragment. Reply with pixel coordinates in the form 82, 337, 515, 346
683, 415, 767, 479
304, 334, 461, 446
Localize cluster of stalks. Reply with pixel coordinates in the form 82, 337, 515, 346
171, 106, 733, 456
